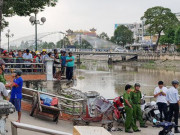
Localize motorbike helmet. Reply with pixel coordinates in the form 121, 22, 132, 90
134, 83, 140, 87
172, 80, 179, 85
14, 69, 22, 76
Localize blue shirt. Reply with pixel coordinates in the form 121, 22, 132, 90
61, 56, 66, 66
166, 87, 179, 103
11, 77, 23, 99
66, 56, 75, 67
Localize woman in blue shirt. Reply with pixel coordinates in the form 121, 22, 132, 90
66, 52, 75, 80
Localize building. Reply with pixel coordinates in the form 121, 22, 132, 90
115, 23, 144, 43
66, 29, 97, 45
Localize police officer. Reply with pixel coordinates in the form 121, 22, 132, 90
130, 83, 147, 128
167, 80, 180, 133
123, 84, 141, 133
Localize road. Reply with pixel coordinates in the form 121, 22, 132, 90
5, 110, 166, 135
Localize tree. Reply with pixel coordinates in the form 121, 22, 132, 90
175, 27, 180, 45
160, 28, 176, 45
99, 32, 110, 41
112, 25, 134, 47
56, 37, 70, 48
0, 0, 58, 46
74, 39, 92, 49
141, 6, 179, 48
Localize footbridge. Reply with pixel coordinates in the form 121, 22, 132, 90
73, 51, 138, 64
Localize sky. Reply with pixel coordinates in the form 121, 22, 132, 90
1, 0, 180, 45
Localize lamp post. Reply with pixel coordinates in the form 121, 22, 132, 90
5, 29, 14, 52
29, 10, 46, 51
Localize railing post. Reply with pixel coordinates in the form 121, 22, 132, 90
45, 58, 54, 81
11, 122, 18, 135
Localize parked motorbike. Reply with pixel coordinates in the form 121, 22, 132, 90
153, 120, 179, 135
141, 95, 161, 122
112, 96, 126, 124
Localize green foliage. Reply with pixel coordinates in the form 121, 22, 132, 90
112, 25, 134, 47
175, 27, 180, 45
141, 6, 179, 46
74, 39, 92, 49
98, 32, 110, 41
1, 0, 58, 30
3, 0, 58, 16
56, 37, 70, 48
160, 28, 176, 45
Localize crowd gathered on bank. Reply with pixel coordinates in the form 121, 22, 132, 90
0, 48, 75, 80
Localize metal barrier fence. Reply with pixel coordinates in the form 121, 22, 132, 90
22, 87, 86, 116
11, 122, 72, 135
5, 63, 45, 73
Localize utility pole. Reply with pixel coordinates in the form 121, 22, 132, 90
29, 10, 46, 51
0, 0, 3, 48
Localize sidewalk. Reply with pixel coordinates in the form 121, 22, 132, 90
6, 111, 163, 135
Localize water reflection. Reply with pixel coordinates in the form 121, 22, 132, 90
74, 60, 180, 99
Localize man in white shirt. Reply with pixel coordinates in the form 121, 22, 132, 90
167, 80, 180, 133
154, 81, 168, 122
23, 49, 32, 72
0, 82, 8, 100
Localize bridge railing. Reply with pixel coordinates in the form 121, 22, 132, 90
22, 87, 86, 116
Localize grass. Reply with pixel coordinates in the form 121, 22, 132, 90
149, 60, 155, 64
79, 65, 87, 70
78, 76, 85, 80
97, 67, 106, 71
108, 65, 113, 68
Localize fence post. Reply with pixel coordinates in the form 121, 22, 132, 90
11, 122, 18, 135
45, 58, 54, 81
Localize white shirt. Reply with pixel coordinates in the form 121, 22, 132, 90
23, 53, 32, 64
0, 82, 8, 100
166, 87, 179, 104
154, 86, 168, 103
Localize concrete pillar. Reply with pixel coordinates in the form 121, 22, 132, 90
76, 54, 81, 64
122, 56, 126, 61
45, 58, 54, 81
108, 55, 113, 64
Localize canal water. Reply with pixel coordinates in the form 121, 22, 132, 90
74, 60, 180, 99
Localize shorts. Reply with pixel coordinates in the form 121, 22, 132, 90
9, 98, 21, 112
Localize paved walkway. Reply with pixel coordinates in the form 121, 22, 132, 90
6, 111, 167, 135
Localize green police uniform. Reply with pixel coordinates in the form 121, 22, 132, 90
123, 92, 138, 132
130, 90, 145, 127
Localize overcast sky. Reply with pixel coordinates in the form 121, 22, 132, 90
1, 0, 180, 44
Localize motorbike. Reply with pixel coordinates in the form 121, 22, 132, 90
153, 120, 179, 135
112, 96, 126, 124
141, 94, 161, 122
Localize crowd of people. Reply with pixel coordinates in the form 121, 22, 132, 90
0, 48, 76, 123
123, 80, 180, 133
0, 48, 75, 80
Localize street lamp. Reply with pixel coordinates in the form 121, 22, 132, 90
5, 29, 14, 52
29, 10, 46, 51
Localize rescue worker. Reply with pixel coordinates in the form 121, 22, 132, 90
167, 80, 180, 133
123, 84, 141, 133
130, 83, 147, 128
